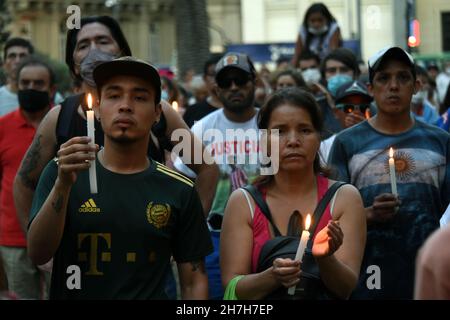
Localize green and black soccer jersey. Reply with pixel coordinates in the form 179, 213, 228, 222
30, 159, 213, 299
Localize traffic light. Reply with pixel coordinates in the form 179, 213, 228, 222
408, 19, 421, 48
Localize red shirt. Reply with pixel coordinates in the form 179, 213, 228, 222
0, 109, 36, 246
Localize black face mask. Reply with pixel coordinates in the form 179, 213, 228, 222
18, 89, 51, 112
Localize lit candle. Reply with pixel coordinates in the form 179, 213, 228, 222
288, 214, 311, 295
172, 101, 179, 113
389, 147, 397, 196
86, 93, 98, 194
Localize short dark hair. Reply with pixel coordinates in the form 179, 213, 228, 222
65, 16, 132, 79
3, 37, 34, 60
298, 51, 321, 66
16, 56, 55, 86
321, 48, 360, 79
415, 65, 429, 78
274, 69, 307, 89
203, 54, 222, 76
255, 88, 328, 187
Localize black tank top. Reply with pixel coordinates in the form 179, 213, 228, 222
56, 93, 169, 163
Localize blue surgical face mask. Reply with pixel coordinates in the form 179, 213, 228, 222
161, 90, 169, 101
327, 74, 353, 97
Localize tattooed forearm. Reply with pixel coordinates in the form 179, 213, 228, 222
190, 260, 206, 274
18, 134, 43, 189
51, 193, 64, 214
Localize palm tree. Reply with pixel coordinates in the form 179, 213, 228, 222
174, 0, 210, 78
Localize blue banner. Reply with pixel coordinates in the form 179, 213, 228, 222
226, 40, 361, 63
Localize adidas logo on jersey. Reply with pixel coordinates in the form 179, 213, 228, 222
79, 198, 101, 213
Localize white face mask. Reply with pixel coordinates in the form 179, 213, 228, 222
308, 25, 328, 35
411, 90, 428, 105
301, 68, 321, 85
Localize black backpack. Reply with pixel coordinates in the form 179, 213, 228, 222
242, 181, 346, 300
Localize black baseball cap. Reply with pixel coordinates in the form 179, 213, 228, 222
335, 80, 373, 104
368, 46, 415, 83
215, 52, 256, 81
93, 56, 161, 103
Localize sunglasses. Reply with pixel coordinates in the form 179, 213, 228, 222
336, 103, 371, 114
217, 76, 251, 89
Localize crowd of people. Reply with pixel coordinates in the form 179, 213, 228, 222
1, 2, 450, 300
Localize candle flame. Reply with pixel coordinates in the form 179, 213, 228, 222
389, 147, 394, 158
305, 214, 311, 231
365, 109, 371, 119
172, 101, 179, 112
87, 93, 93, 110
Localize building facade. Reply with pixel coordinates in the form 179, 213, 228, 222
3, 0, 449, 69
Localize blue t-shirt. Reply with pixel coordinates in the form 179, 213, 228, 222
329, 120, 450, 299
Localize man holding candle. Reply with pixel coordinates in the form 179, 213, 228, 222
27, 56, 212, 299
328, 46, 450, 299
14, 16, 219, 236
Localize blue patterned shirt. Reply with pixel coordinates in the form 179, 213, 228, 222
329, 120, 450, 299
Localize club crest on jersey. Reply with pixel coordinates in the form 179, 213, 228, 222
146, 202, 171, 228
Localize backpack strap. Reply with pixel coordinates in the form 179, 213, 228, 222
56, 93, 84, 149
242, 185, 282, 237
243, 181, 348, 240
307, 181, 347, 249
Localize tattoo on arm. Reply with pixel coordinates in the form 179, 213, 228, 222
51, 193, 64, 214
190, 260, 206, 274
18, 134, 43, 189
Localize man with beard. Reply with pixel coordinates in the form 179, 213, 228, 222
13, 15, 218, 237
0, 57, 55, 299
27, 57, 212, 299
175, 52, 261, 299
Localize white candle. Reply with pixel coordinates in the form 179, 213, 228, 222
86, 93, 98, 194
172, 101, 179, 113
288, 214, 311, 295
389, 147, 397, 196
